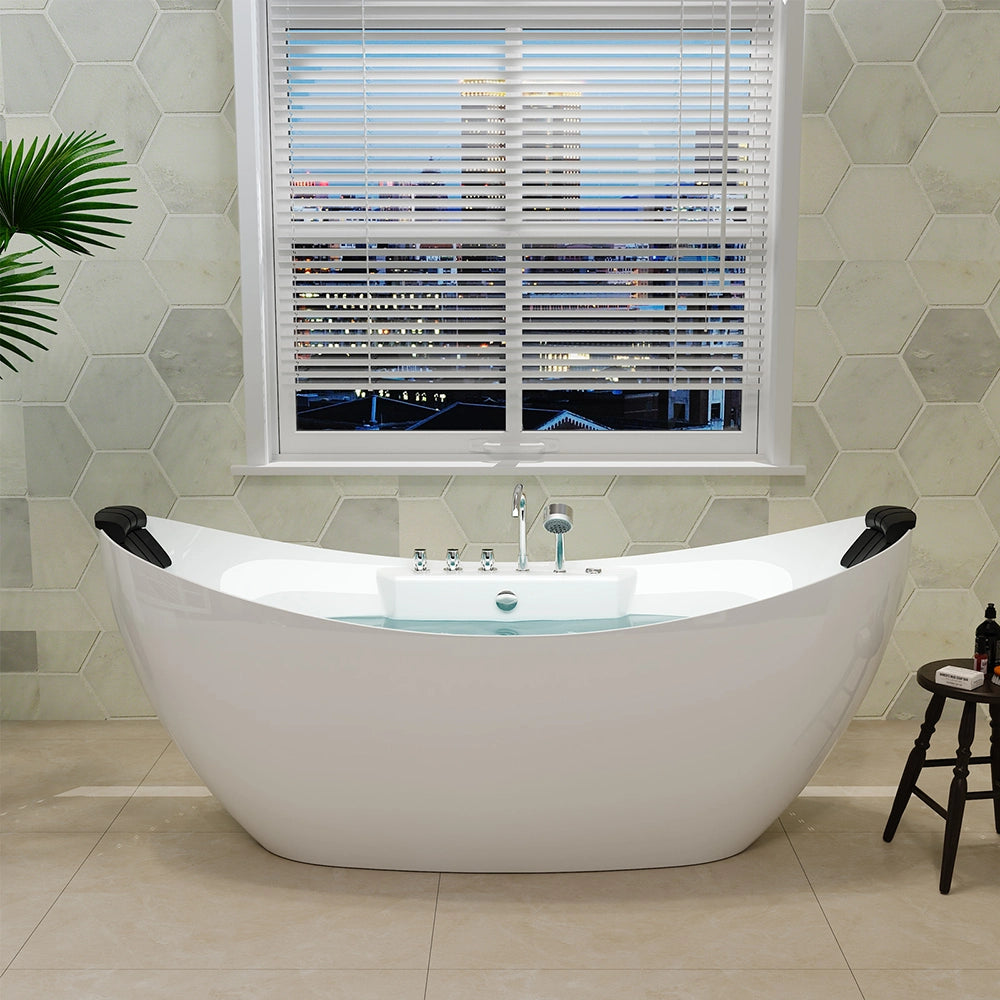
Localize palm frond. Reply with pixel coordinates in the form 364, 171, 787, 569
0, 251, 59, 373
0, 131, 136, 255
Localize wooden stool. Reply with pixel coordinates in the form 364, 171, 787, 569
882, 659, 1000, 893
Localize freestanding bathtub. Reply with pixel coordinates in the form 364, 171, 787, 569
96, 503, 914, 873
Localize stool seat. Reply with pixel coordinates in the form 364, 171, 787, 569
882, 658, 1000, 894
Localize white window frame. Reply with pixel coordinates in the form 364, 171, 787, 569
233, 0, 804, 476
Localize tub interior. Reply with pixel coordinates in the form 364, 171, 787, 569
331, 613, 685, 636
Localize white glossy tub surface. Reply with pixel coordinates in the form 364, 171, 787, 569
99, 512, 913, 872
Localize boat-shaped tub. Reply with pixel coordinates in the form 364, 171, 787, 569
96, 504, 914, 873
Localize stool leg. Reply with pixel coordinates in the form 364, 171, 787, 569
939, 701, 978, 894
990, 703, 1000, 836
884, 692, 945, 842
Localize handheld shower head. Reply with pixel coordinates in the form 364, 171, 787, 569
543, 503, 573, 534
543, 503, 573, 572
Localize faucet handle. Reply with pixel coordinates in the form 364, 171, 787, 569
444, 547, 462, 572
479, 547, 496, 572
412, 548, 428, 572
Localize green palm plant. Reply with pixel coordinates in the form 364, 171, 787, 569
0, 131, 136, 376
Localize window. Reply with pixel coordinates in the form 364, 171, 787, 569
234, 0, 804, 473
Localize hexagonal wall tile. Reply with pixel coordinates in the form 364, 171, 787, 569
973, 547, 1000, 610
14, 315, 88, 404
856, 640, 910, 719
909, 498, 996, 589
793, 308, 841, 403
801, 13, 852, 115
978, 458, 1000, 532
770, 405, 838, 499
82, 631, 155, 718
28, 498, 96, 589
154, 404, 243, 495
892, 589, 983, 670
688, 497, 769, 548
86, 170, 167, 262
151, 308, 242, 402
1, 674, 107, 721
795, 217, 843, 307
49, 0, 156, 61
0, 13, 71, 114
443, 476, 543, 546
820, 262, 925, 355
814, 452, 917, 523
169, 497, 257, 535
321, 498, 399, 556
74, 452, 176, 521
53, 65, 159, 162
399, 498, 466, 561
147, 216, 240, 305
829, 65, 934, 164
142, 116, 237, 214
834, 0, 940, 62
819, 357, 922, 450
904, 309, 1000, 403
237, 476, 342, 542
1, 498, 32, 588
918, 11, 1000, 113
137, 11, 233, 112
607, 477, 710, 543
826, 167, 933, 260
63, 261, 168, 355
798, 117, 849, 215
912, 117, 1000, 215
69, 357, 172, 449
909, 217, 1000, 306
768, 497, 824, 534
23, 405, 91, 498
900, 405, 999, 496
36, 631, 100, 674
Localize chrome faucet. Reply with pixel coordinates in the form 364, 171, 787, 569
512, 482, 529, 572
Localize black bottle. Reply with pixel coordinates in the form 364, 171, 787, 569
973, 603, 1000, 676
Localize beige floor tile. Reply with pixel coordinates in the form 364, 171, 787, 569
425, 970, 865, 999
791, 830, 1000, 969
106, 743, 240, 834
852, 971, 1000, 1000
138, 742, 201, 783
0, 970, 428, 1000
784, 784, 999, 839
810, 719, 994, 787
10, 830, 439, 971
1, 737, 170, 833
1, 892, 63, 969
429, 828, 846, 971
107, 794, 242, 834
1, 833, 104, 967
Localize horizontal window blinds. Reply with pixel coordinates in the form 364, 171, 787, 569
267, 0, 774, 394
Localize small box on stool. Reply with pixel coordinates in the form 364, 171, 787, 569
934, 664, 987, 691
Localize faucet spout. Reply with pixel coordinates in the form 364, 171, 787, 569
512, 483, 529, 572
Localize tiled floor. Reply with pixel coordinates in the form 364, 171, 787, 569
2, 716, 998, 1000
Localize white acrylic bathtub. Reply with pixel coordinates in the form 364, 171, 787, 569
96, 506, 914, 873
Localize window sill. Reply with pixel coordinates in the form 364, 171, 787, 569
232, 459, 807, 477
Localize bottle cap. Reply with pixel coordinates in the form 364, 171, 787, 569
987, 603, 997, 619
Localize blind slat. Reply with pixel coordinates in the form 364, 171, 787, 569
267, 0, 774, 395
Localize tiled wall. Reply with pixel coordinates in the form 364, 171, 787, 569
2, 0, 999, 720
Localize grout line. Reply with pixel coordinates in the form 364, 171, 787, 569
781, 822, 867, 1000
423, 874, 442, 1000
